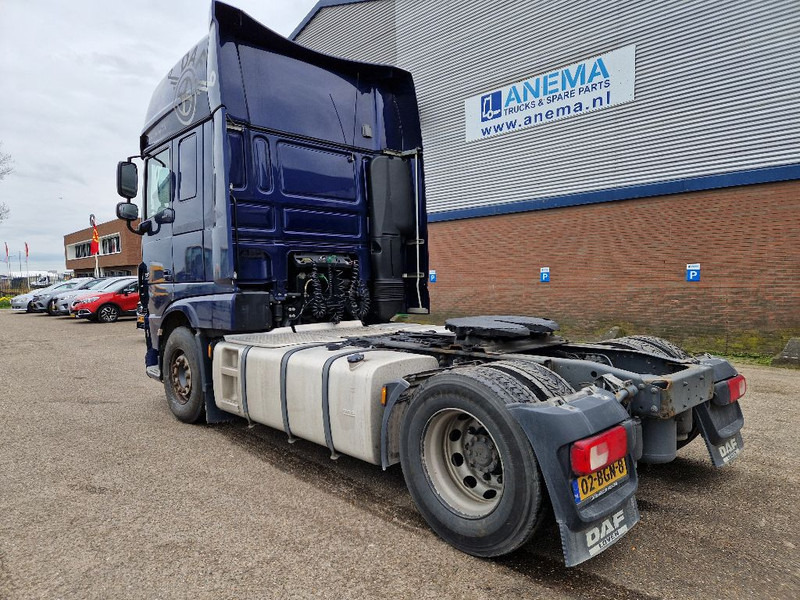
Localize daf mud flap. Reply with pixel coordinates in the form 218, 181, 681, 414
508, 391, 642, 567
695, 400, 744, 467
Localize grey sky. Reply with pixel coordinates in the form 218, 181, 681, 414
0, 0, 317, 273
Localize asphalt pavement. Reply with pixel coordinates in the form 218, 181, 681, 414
0, 310, 797, 599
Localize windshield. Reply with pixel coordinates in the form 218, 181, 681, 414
51, 281, 78, 292
109, 279, 137, 292
74, 279, 98, 289
84, 279, 112, 290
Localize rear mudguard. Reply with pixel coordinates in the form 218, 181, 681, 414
695, 399, 744, 467
694, 357, 745, 467
507, 390, 642, 567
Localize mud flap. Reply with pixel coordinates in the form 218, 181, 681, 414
695, 400, 744, 467
559, 496, 640, 565
508, 391, 641, 567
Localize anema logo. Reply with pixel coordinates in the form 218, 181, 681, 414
504, 58, 609, 109
465, 45, 636, 142
480, 91, 502, 122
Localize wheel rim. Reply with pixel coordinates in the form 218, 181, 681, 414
170, 352, 192, 404
99, 306, 116, 321
422, 409, 504, 518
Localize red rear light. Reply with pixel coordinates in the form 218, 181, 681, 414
571, 425, 628, 476
726, 374, 746, 403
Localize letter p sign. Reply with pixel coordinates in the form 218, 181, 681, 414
686, 263, 701, 282
540, 267, 550, 283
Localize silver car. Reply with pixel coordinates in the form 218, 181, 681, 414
54, 276, 136, 315
30, 279, 88, 313
11, 283, 62, 312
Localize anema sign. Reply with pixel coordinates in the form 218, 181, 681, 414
464, 46, 636, 141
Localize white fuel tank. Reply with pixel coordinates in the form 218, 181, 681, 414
212, 323, 439, 465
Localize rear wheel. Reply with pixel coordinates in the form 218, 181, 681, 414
97, 304, 119, 323
163, 327, 205, 423
400, 366, 547, 557
606, 335, 692, 360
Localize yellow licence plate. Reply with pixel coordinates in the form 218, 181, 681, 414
572, 458, 628, 504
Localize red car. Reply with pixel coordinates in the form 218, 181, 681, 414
70, 279, 140, 323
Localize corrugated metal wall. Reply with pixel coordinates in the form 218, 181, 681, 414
295, 0, 396, 65
295, 0, 800, 215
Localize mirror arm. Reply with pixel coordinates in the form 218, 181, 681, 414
126, 220, 144, 236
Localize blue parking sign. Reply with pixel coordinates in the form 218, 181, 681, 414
540, 267, 550, 283
686, 263, 701, 282
429, 270, 437, 283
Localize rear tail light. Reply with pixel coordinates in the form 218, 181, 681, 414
726, 374, 746, 403
571, 425, 628, 476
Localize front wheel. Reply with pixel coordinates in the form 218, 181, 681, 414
162, 327, 205, 423
46, 299, 58, 316
97, 304, 119, 323
400, 368, 546, 557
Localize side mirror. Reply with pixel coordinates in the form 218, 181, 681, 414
116, 201, 139, 221
117, 161, 139, 199
154, 207, 175, 225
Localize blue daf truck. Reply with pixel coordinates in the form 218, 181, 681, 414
115, 2, 747, 566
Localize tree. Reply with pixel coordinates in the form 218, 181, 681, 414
0, 143, 11, 180
0, 142, 12, 224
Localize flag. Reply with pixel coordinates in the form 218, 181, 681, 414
90, 217, 99, 256
4, 242, 7, 263
25, 242, 28, 258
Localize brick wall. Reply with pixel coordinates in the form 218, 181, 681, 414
427, 180, 800, 355
64, 219, 141, 275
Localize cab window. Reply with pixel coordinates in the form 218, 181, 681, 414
145, 148, 171, 218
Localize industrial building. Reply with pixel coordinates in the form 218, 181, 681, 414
291, 0, 800, 354
64, 218, 141, 277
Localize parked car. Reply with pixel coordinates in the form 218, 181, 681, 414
70, 279, 140, 322
53, 276, 135, 316
11, 283, 60, 312
38, 277, 103, 315
29, 280, 86, 313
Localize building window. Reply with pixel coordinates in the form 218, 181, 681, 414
101, 234, 121, 255
73, 242, 92, 259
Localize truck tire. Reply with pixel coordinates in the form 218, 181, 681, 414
163, 326, 205, 423
605, 335, 691, 360
486, 359, 575, 400
400, 366, 546, 557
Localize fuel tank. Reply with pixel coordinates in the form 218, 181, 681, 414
213, 322, 438, 464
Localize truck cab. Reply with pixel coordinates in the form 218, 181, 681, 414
116, 1, 429, 376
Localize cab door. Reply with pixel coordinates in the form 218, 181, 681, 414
141, 145, 174, 316
171, 126, 205, 285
